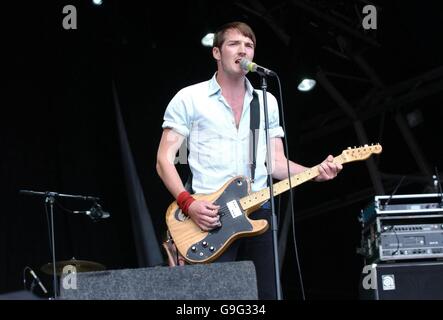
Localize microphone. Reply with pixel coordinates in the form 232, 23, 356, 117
240, 58, 276, 76
73, 203, 110, 220
29, 269, 48, 294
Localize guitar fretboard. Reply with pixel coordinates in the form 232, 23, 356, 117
240, 155, 346, 210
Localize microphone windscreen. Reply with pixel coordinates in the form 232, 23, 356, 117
240, 58, 251, 71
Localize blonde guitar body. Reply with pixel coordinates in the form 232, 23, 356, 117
166, 176, 268, 264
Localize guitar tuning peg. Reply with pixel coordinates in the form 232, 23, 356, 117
364, 144, 368, 147
347, 147, 351, 150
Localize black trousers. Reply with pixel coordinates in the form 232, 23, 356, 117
216, 208, 278, 300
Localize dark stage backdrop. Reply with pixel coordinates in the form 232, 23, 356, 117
2, 1, 443, 299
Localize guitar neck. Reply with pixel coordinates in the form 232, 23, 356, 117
240, 154, 346, 211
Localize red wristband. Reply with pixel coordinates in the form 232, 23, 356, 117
177, 191, 195, 215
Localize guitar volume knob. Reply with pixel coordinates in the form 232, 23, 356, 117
191, 246, 196, 252
209, 246, 215, 252
202, 241, 208, 247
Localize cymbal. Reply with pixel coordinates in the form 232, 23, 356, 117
41, 258, 106, 276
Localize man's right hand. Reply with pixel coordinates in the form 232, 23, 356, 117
187, 200, 221, 231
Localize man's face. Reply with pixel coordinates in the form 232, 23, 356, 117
213, 28, 255, 76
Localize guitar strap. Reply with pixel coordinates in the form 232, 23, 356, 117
249, 90, 260, 183
183, 136, 193, 193
184, 90, 261, 191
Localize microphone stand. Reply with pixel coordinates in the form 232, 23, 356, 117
47, 193, 57, 299
19, 190, 100, 299
259, 75, 283, 300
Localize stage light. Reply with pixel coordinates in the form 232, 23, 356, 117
297, 78, 316, 92
201, 33, 214, 47
92, 0, 103, 5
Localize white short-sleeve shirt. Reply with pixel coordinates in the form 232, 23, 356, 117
162, 73, 284, 194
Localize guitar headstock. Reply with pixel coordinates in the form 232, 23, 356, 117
340, 143, 382, 163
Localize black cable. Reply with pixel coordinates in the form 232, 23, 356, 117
23, 266, 38, 293
384, 175, 406, 208
54, 199, 75, 214
277, 194, 281, 230
275, 74, 306, 300
23, 266, 31, 291
54, 198, 91, 214
384, 225, 400, 256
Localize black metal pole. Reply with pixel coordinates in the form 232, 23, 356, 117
260, 75, 283, 300
45, 194, 58, 299
20, 190, 100, 201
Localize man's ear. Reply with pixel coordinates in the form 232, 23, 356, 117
212, 47, 221, 61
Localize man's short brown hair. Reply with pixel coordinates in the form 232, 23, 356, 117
213, 21, 256, 48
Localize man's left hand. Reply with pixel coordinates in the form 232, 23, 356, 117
315, 155, 343, 182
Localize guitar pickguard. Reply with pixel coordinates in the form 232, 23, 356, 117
185, 177, 252, 262
174, 208, 189, 222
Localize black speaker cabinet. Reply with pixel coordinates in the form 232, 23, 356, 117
360, 261, 443, 300
59, 261, 258, 300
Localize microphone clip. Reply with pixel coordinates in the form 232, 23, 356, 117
73, 202, 110, 221
87, 202, 111, 221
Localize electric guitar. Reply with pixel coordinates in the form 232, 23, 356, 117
165, 144, 382, 264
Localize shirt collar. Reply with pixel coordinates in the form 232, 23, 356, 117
208, 73, 255, 97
